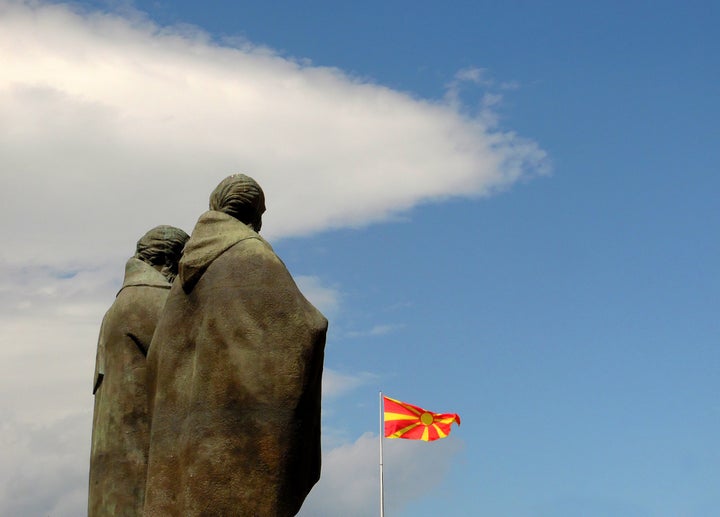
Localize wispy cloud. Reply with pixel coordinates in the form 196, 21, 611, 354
443, 66, 536, 129
444, 67, 493, 108
322, 369, 377, 399
345, 323, 405, 338
295, 275, 341, 317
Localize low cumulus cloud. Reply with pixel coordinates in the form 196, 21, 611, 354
301, 432, 464, 517
0, 0, 543, 513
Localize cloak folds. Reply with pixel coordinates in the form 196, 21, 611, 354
88, 258, 171, 517
144, 211, 327, 517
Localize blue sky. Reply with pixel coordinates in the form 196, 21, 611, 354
0, 1, 718, 515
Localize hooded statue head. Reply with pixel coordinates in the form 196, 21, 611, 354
209, 174, 266, 232
135, 225, 190, 282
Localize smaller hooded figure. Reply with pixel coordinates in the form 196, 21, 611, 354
144, 175, 327, 517
88, 225, 189, 517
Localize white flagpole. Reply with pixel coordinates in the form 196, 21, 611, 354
379, 391, 385, 517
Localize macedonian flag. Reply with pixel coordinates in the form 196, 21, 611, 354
383, 396, 461, 441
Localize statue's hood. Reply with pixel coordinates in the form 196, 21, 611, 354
178, 210, 264, 292
117, 257, 170, 296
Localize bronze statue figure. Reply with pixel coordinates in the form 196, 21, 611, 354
88, 225, 189, 516
144, 175, 327, 516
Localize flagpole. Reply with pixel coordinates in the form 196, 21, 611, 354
379, 391, 385, 517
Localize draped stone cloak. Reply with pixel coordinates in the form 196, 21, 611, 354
88, 258, 171, 516
144, 211, 327, 517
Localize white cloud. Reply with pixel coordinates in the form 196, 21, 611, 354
300, 432, 464, 517
0, 0, 546, 270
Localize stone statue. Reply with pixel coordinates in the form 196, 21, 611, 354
88, 225, 189, 517
144, 175, 327, 516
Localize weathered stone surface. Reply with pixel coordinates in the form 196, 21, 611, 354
144, 176, 327, 516
88, 226, 188, 517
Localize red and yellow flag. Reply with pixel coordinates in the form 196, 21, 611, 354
383, 396, 460, 441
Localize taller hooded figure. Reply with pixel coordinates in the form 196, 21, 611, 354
144, 175, 327, 517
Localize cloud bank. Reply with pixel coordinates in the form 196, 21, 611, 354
0, 0, 546, 268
